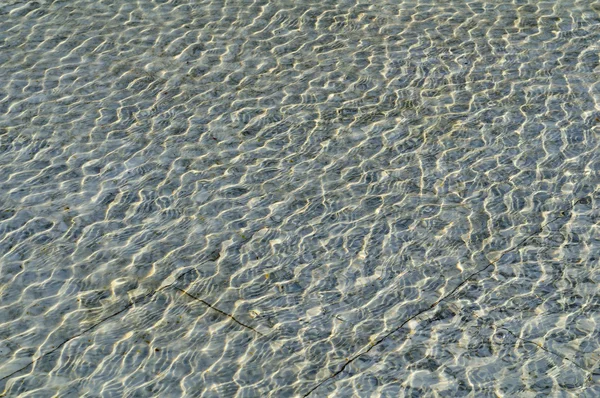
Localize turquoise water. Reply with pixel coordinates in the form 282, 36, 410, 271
1, 0, 599, 396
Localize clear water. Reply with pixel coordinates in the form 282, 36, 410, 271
1, 0, 599, 396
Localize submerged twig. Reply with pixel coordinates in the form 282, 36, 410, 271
171, 286, 264, 336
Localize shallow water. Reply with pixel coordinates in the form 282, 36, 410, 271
1, 0, 599, 396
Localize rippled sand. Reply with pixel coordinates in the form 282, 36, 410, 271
1, 0, 599, 396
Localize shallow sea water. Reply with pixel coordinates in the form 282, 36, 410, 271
1, 0, 600, 396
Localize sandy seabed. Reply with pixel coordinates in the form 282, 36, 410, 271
1, 0, 600, 396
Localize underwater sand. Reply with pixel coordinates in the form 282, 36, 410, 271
1, 0, 600, 396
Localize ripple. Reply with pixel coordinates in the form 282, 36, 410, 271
1, 0, 600, 396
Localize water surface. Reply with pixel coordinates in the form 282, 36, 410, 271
1, 0, 600, 396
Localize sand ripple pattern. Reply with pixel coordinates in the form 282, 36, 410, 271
0, 0, 599, 396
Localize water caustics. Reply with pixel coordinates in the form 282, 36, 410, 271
0, 0, 600, 396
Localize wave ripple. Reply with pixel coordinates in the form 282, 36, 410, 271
1, 0, 599, 396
